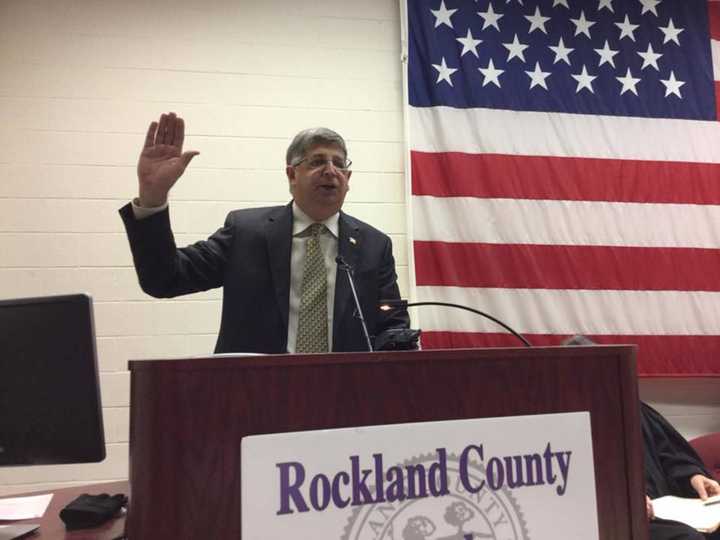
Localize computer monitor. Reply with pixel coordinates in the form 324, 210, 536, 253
0, 294, 105, 465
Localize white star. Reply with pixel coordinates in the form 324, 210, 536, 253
503, 34, 529, 62
456, 28, 483, 57
571, 65, 597, 93
639, 0, 661, 16
594, 40, 619, 68
571, 11, 596, 39
616, 68, 641, 96
595, 39, 620, 67
660, 70, 685, 98
637, 43, 662, 71
525, 6, 550, 34
660, 18, 684, 45
526, 62, 551, 90
478, 4, 504, 31
506, 0, 524, 4
598, 0, 614, 12
478, 58, 504, 87
553, 0, 569, 7
615, 15, 639, 41
431, 1, 458, 29
549, 36, 574, 65
432, 57, 458, 86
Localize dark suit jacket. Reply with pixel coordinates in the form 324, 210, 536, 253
119, 202, 408, 354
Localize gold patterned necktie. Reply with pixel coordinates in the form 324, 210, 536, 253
296, 223, 328, 353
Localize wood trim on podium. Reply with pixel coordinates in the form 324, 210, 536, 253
127, 346, 646, 540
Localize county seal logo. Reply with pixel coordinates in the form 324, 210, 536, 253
341, 453, 528, 540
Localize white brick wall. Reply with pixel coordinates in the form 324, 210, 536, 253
0, 0, 717, 497
0, 0, 408, 496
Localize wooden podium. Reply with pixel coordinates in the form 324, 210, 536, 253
126, 346, 646, 539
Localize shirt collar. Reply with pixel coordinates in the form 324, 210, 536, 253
292, 202, 339, 238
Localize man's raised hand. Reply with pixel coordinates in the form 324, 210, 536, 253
137, 112, 199, 207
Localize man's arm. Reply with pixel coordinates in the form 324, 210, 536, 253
120, 113, 230, 298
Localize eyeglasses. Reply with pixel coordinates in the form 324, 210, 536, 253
293, 155, 352, 172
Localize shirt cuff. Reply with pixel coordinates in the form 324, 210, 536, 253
131, 198, 168, 219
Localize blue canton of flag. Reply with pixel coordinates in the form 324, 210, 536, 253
408, 0, 716, 120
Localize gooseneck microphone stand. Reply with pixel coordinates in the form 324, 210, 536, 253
380, 299, 532, 348
336, 256, 374, 352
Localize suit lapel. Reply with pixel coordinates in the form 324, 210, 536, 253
265, 203, 294, 336
333, 213, 362, 348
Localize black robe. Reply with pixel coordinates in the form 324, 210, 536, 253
641, 402, 719, 540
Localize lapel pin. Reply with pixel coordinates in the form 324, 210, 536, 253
349, 237, 357, 245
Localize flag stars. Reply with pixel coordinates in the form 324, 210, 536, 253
526, 62, 551, 90
430, 0, 458, 29
479, 58, 504, 87
639, 0, 661, 16
503, 34, 529, 62
571, 65, 597, 93
616, 68, 641, 96
637, 43, 662, 71
661, 70, 685, 98
616, 15, 639, 41
478, 4, 504, 31
660, 18, 684, 45
571, 11, 596, 39
456, 28, 483, 57
432, 57, 458, 86
525, 6, 550, 34
553, 0, 569, 7
598, 0, 614, 13
594, 40, 619, 68
549, 37, 574, 65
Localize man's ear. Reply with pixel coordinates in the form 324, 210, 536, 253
286, 166, 296, 193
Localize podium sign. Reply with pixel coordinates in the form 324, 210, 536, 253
242, 412, 598, 539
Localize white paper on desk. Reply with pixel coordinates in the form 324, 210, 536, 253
0, 493, 52, 520
652, 495, 720, 533
0, 524, 40, 540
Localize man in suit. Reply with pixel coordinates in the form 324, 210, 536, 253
120, 112, 408, 354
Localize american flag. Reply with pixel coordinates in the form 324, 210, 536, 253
405, 0, 720, 375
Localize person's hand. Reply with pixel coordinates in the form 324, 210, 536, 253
646, 495, 654, 520
137, 112, 199, 207
690, 474, 720, 500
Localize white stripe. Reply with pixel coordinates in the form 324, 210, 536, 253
409, 106, 720, 163
416, 286, 720, 335
412, 196, 720, 248
712, 39, 720, 81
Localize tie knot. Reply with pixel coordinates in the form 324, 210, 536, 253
308, 223, 324, 237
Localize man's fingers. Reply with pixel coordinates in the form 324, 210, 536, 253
180, 151, 200, 170
157, 113, 169, 145
166, 112, 178, 148
175, 117, 186, 149
143, 121, 158, 149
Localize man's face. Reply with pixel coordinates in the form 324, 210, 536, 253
287, 144, 351, 222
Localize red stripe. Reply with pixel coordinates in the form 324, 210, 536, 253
414, 241, 720, 291
710, 1, 720, 41
411, 151, 720, 204
420, 332, 720, 376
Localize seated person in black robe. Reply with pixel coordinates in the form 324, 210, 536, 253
642, 402, 720, 540
561, 336, 720, 539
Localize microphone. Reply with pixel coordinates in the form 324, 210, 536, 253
336, 256, 374, 352
379, 299, 532, 348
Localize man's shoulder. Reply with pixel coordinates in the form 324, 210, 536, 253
225, 204, 290, 224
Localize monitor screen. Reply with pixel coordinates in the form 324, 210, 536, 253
0, 294, 105, 465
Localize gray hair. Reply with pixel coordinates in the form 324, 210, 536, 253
561, 334, 596, 346
285, 127, 348, 166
